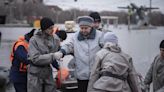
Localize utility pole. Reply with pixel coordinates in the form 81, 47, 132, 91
73, 0, 77, 21
150, 0, 152, 14
149, 0, 152, 25
127, 7, 132, 30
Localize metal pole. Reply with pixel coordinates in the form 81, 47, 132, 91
74, 0, 77, 21
128, 15, 130, 30
149, 0, 152, 25
150, 0, 152, 14
128, 8, 132, 30
73, 9, 76, 21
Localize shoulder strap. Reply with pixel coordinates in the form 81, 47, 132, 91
101, 50, 110, 62
10, 41, 19, 62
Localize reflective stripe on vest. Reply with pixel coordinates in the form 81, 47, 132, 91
10, 36, 29, 72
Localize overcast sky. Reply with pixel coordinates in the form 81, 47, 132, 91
44, 0, 164, 13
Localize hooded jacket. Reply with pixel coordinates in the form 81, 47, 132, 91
87, 42, 141, 92
144, 54, 164, 92
28, 30, 60, 79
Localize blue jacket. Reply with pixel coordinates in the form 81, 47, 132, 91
10, 45, 28, 83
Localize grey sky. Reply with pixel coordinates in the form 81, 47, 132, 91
44, 0, 164, 13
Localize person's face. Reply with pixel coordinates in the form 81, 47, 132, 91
93, 21, 101, 29
160, 48, 164, 58
45, 25, 54, 35
79, 25, 92, 36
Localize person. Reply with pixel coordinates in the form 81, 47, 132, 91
54, 16, 104, 92
9, 29, 35, 92
89, 12, 112, 33
89, 12, 102, 31
87, 32, 141, 92
27, 17, 60, 92
144, 40, 164, 92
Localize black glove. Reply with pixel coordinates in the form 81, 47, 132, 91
51, 60, 59, 70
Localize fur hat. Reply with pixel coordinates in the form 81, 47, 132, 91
77, 16, 94, 27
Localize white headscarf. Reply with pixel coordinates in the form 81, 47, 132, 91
103, 32, 118, 44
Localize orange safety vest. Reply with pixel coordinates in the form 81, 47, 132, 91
10, 36, 29, 72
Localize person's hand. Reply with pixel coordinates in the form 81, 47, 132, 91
53, 51, 63, 60
52, 60, 59, 70
141, 83, 150, 92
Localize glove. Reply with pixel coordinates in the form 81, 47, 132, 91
141, 83, 149, 92
52, 60, 59, 70
53, 51, 63, 60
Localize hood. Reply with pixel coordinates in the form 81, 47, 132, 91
103, 42, 121, 53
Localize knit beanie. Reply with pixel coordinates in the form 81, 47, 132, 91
160, 40, 164, 48
89, 12, 101, 22
103, 32, 118, 44
77, 16, 94, 27
40, 17, 54, 31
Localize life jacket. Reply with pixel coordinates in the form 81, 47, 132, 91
10, 36, 29, 72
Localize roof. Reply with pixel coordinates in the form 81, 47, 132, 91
101, 16, 118, 20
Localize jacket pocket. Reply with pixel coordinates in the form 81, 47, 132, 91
28, 65, 52, 79
93, 76, 123, 91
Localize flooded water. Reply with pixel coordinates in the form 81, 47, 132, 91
0, 25, 164, 92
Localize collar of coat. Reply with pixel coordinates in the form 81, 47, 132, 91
36, 30, 53, 40
77, 28, 96, 41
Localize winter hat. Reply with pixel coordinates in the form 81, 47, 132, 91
77, 16, 94, 27
103, 32, 118, 44
89, 12, 101, 22
25, 29, 35, 42
40, 17, 54, 31
160, 40, 164, 48
56, 30, 67, 41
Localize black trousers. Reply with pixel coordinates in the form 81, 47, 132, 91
77, 79, 89, 92
13, 83, 27, 92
